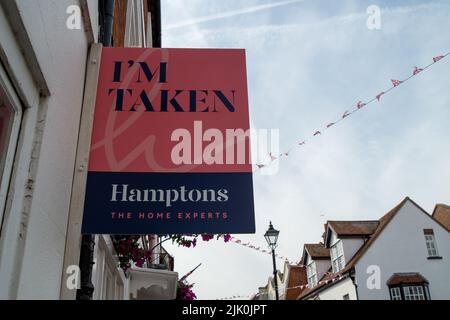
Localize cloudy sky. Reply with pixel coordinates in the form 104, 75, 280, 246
160, 0, 450, 299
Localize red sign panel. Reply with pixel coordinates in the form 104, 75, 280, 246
82, 48, 255, 234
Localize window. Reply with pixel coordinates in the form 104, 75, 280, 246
403, 286, 426, 300
423, 229, 439, 257
390, 287, 401, 300
331, 240, 345, 273
306, 261, 318, 288
343, 294, 350, 300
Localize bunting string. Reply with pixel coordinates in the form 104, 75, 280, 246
255, 53, 449, 170
230, 236, 300, 265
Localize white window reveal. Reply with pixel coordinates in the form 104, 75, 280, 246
423, 229, 439, 257
331, 240, 345, 273
306, 261, 318, 288
0, 62, 22, 226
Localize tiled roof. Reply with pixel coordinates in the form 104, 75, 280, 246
328, 220, 379, 237
304, 243, 330, 259
387, 273, 428, 286
296, 272, 347, 300
286, 266, 307, 300
432, 204, 450, 232
337, 197, 408, 276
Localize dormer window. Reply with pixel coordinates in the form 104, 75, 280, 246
387, 273, 430, 300
423, 229, 439, 258
331, 240, 345, 273
306, 261, 318, 288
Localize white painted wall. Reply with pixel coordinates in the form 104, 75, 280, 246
315, 259, 331, 280
314, 278, 357, 300
355, 200, 450, 300
0, 0, 98, 299
341, 238, 365, 265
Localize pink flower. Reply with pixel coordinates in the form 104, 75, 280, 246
183, 240, 191, 248
223, 234, 231, 242
201, 234, 213, 241
136, 258, 145, 267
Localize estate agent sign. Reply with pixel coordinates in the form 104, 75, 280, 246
81, 48, 255, 234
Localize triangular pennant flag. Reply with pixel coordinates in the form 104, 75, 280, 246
326, 122, 335, 128
342, 110, 350, 118
256, 164, 265, 169
313, 131, 321, 136
413, 66, 423, 75
391, 79, 402, 87
298, 140, 306, 146
376, 92, 385, 101
433, 55, 444, 62
356, 101, 366, 109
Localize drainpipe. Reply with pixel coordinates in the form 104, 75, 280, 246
77, 0, 115, 300
102, 0, 115, 47
349, 267, 360, 300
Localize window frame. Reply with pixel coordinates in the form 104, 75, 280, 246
306, 260, 318, 288
0, 62, 22, 231
388, 283, 430, 301
331, 240, 345, 273
423, 230, 439, 258
403, 285, 426, 300
390, 287, 402, 300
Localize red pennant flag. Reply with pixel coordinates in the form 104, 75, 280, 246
433, 55, 444, 62
313, 131, 321, 136
356, 101, 366, 109
376, 92, 385, 101
391, 79, 402, 87
342, 110, 350, 118
413, 66, 423, 75
326, 122, 335, 128
269, 152, 277, 161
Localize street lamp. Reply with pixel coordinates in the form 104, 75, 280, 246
264, 221, 280, 300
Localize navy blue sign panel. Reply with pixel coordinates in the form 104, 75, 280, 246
82, 172, 255, 234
